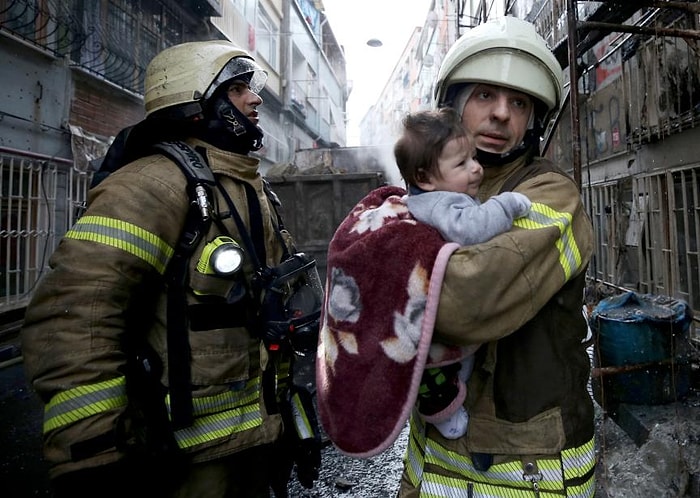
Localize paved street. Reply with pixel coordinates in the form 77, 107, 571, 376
2, 343, 698, 497
0, 359, 50, 497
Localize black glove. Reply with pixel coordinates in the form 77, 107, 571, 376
294, 436, 321, 488
280, 387, 322, 489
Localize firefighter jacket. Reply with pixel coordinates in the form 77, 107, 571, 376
21, 138, 292, 480
399, 154, 597, 497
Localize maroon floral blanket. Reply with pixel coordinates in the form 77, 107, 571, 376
316, 185, 467, 457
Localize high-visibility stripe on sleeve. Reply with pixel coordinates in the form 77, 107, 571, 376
513, 202, 582, 280
66, 215, 174, 274
42, 374, 266, 451
43, 377, 128, 433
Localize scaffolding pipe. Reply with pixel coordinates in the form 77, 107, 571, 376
651, 1, 700, 14
580, 21, 700, 41
567, 0, 582, 191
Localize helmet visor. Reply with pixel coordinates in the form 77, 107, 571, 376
204, 57, 268, 101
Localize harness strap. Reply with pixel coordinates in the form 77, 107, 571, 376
167, 225, 197, 429
151, 141, 292, 428
154, 141, 214, 429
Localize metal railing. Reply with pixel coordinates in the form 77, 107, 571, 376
0, 147, 90, 313
0, 0, 187, 95
586, 164, 700, 319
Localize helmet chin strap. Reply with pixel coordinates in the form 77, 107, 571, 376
199, 94, 264, 154
476, 144, 528, 167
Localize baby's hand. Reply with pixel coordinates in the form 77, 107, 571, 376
510, 192, 531, 218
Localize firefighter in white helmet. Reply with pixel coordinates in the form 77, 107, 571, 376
22, 40, 321, 498
397, 17, 596, 497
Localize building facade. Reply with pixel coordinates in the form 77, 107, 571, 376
360, 0, 700, 320
0, 0, 347, 317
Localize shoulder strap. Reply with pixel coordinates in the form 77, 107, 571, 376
499, 157, 561, 193
153, 140, 215, 429
151, 140, 216, 186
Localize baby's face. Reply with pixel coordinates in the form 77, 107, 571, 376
429, 135, 483, 197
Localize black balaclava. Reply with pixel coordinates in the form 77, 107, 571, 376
475, 132, 537, 167
196, 76, 264, 155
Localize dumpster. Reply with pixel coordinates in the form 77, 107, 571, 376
590, 292, 693, 405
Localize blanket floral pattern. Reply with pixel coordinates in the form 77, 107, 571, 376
316, 185, 463, 457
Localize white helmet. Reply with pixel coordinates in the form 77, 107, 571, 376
434, 16, 563, 126
144, 40, 267, 117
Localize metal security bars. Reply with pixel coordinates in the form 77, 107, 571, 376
585, 165, 700, 319
0, 148, 90, 313
0, 0, 187, 95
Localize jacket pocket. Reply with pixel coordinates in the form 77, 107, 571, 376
188, 327, 252, 386
466, 406, 565, 454
189, 271, 248, 304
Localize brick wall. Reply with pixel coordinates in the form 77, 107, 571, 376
70, 76, 145, 139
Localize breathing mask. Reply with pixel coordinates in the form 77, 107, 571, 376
257, 253, 324, 355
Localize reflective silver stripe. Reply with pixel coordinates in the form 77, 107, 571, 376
405, 411, 427, 487
514, 203, 582, 280
290, 391, 313, 440
184, 379, 259, 417
422, 472, 472, 496
174, 403, 262, 449
168, 377, 264, 449
43, 377, 127, 433
421, 446, 595, 497
406, 411, 595, 497
562, 437, 596, 480
564, 478, 596, 498
66, 215, 174, 274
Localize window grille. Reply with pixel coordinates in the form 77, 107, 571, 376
0, 150, 90, 313
585, 165, 700, 318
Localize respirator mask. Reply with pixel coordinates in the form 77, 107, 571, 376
257, 253, 324, 359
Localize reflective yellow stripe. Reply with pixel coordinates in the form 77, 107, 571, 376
406, 411, 595, 497
290, 391, 313, 439
168, 377, 264, 449
566, 478, 596, 498
185, 379, 259, 417
43, 377, 127, 433
422, 473, 471, 497
173, 402, 263, 449
514, 203, 582, 280
405, 414, 427, 486
419, 444, 595, 497
423, 476, 583, 497
43, 374, 265, 450
66, 215, 174, 274
562, 437, 596, 480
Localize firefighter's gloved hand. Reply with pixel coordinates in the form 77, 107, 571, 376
294, 436, 321, 488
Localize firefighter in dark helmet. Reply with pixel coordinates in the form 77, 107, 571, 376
22, 40, 322, 498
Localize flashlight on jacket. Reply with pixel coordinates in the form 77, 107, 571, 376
195, 184, 211, 221
196, 236, 244, 276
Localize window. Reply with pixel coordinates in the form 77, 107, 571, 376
256, 5, 278, 70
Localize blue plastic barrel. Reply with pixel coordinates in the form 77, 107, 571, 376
590, 292, 693, 405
